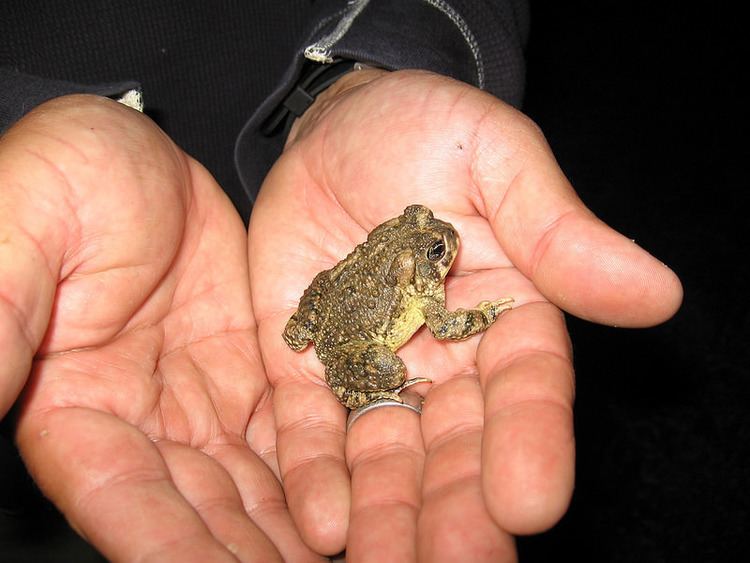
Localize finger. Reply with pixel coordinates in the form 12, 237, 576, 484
271, 376, 349, 555
248, 179, 353, 556
0, 126, 69, 417
253, 306, 350, 555
16, 407, 236, 561
419, 376, 516, 562
477, 302, 575, 535
210, 442, 327, 562
472, 102, 682, 327
244, 390, 282, 479
157, 440, 283, 562
0, 220, 58, 418
345, 403, 424, 562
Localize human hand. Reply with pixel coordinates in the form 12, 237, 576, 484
248, 69, 682, 560
0, 96, 323, 562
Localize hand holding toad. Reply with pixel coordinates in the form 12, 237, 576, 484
248, 69, 683, 560
0, 95, 322, 562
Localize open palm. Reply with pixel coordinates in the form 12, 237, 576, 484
0, 96, 321, 562
248, 70, 682, 560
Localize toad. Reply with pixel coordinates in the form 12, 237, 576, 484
283, 204, 513, 409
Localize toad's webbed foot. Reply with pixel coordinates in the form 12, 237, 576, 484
477, 297, 514, 322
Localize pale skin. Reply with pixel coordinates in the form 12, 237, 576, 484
0, 70, 681, 561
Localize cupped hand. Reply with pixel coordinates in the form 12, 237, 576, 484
248, 69, 682, 560
0, 96, 323, 562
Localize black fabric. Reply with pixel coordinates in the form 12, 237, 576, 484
260, 59, 358, 138
237, 0, 529, 202
0, 69, 139, 134
518, 5, 746, 562
0, 0, 315, 221
0, 0, 528, 221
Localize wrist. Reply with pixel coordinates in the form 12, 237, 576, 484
286, 66, 388, 146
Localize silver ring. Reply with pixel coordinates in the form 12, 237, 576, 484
346, 392, 423, 432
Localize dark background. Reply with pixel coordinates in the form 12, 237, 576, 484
519, 3, 747, 562
1, 3, 746, 562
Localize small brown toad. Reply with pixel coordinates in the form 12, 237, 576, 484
283, 204, 513, 409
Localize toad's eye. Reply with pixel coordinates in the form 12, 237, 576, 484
427, 239, 446, 261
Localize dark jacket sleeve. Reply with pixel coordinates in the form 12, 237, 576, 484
0, 68, 139, 135
235, 0, 529, 201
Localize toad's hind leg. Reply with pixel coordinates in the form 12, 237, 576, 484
283, 274, 328, 351
325, 342, 430, 409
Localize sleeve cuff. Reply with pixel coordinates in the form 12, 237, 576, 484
235, 0, 528, 202
0, 68, 141, 134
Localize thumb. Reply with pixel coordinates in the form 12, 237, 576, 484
472, 98, 683, 327
0, 117, 69, 417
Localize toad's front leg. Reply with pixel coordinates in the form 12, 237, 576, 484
423, 297, 513, 340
